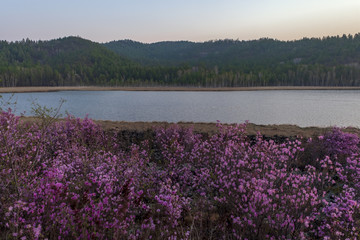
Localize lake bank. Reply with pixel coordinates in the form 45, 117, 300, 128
89, 120, 360, 138
3, 86, 360, 93
20, 117, 360, 138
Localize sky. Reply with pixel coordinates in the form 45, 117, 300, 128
1, 0, 359, 43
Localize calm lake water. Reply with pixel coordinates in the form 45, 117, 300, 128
1, 90, 360, 127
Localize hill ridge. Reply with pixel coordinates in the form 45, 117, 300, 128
1, 33, 360, 87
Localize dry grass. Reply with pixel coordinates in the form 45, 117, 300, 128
19, 116, 360, 138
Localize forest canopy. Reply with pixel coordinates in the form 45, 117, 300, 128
1, 34, 360, 87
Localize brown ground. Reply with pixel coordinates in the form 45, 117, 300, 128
2, 86, 360, 93
19, 117, 360, 138
94, 120, 360, 138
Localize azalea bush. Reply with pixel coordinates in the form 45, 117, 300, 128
1, 109, 360, 239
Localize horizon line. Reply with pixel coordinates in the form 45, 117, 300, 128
1, 32, 360, 44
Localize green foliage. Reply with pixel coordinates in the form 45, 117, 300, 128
1, 34, 360, 87
0, 37, 136, 87
104, 35, 360, 68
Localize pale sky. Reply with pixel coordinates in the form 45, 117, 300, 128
1, 0, 359, 43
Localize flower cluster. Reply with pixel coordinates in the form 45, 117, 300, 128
1, 109, 360, 239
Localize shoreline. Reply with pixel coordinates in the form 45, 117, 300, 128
20, 117, 360, 138
2, 86, 360, 93
93, 120, 360, 138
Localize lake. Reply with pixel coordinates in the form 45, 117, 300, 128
1, 90, 360, 127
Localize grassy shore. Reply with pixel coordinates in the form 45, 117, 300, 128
84, 120, 360, 138
2, 86, 360, 93
20, 116, 360, 138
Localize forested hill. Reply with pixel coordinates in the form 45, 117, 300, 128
1, 34, 360, 87
104, 34, 360, 68
0, 37, 137, 87
104, 34, 360, 87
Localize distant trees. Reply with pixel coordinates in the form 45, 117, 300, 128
1, 34, 360, 87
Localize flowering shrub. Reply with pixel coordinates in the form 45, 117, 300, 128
322, 127, 360, 156
1, 109, 360, 239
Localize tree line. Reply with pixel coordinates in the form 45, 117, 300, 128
1, 34, 360, 87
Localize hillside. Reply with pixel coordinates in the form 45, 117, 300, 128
104, 35, 360, 68
1, 34, 360, 87
104, 34, 360, 86
0, 37, 136, 87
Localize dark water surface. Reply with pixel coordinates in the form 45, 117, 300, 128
2, 90, 360, 127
